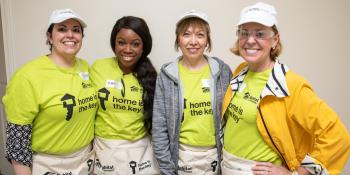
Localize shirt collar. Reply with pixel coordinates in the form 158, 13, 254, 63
230, 60, 290, 98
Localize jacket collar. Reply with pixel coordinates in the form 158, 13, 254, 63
230, 61, 290, 98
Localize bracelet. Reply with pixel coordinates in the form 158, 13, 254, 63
291, 171, 299, 175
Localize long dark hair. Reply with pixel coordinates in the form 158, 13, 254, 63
110, 16, 157, 134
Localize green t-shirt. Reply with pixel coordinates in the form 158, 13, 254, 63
2, 55, 97, 154
90, 57, 145, 140
178, 61, 215, 147
224, 69, 282, 164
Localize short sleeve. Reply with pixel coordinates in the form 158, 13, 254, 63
2, 72, 39, 125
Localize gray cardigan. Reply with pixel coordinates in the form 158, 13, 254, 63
152, 56, 232, 175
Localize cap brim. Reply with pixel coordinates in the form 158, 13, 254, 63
50, 16, 87, 28
176, 14, 208, 26
237, 18, 274, 27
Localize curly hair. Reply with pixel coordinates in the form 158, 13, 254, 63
110, 16, 157, 134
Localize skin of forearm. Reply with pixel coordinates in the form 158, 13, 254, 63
12, 160, 31, 175
297, 167, 311, 175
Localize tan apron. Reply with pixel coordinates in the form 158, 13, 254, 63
177, 144, 219, 175
221, 149, 255, 175
32, 144, 95, 175
93, 136, 160, 175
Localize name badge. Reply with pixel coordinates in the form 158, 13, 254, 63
117, 81, 123, 90
202, 79, 211, 88
106, 80, 116, 88
79, 72, 89, 80
106, 80, 123, 89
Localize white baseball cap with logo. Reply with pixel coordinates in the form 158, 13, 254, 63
48, 8, 87, 28
237, 2, 277, 27
176, 10, 209, 26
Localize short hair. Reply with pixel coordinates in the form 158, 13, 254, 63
174, 17, 212, 52
230, 25, 282, 61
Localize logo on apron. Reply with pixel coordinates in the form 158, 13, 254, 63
211, 160, 218, 172
95, 158, 115, 172
178, 165, 193, 173
129, 161, 137, 174
87, 159, 94, 172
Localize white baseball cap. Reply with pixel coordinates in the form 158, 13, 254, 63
48, 8, 87, 28
237, 2, 277, 27
176, 10, 208, 26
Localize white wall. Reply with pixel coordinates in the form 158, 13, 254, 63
1, 0, 349, 174
0, 2, 14, 174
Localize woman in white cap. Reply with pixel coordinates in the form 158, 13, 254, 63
90, 16, 159, 175
221, 2, 350, 175
152, 10, 232, 175
2, 9, 96, 174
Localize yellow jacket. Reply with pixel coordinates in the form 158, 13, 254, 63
222, 62, 350, 174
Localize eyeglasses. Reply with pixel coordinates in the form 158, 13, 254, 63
237, 29, 275, 40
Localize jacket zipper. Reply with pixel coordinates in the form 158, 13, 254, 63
258, 106, 290, 170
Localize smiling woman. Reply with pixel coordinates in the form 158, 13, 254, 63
90, 16, 159, 175
2, 8, 97, 175
152, 10, 232, 175
221, 2, 350, 175
47, 19, 84, 68
114, 28, 144, 74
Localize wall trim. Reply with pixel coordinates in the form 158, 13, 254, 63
1, 0, 15, 80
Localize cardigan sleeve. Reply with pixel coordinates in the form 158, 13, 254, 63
152, 73, 176, 175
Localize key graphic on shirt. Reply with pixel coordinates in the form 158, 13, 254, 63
61, 93, 76, 121
181, 98, 187, 123
129, 161, 137, 174
211, 160, 218, 172
98, 88, 110, 110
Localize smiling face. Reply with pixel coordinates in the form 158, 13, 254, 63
114, 28, 143, 74
178, 25, 208, 61
48, 19, 83, 59
238, 22, 279, 71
